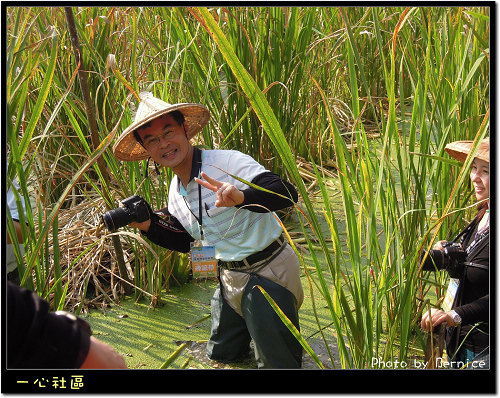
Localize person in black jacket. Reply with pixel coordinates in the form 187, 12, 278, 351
7, 282, 127, 369
420, 138, 489, 368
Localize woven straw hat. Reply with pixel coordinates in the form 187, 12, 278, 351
113, 91, 210, 161
444, 137, 489, 164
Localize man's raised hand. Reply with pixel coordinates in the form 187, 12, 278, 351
195, 172, 244, 208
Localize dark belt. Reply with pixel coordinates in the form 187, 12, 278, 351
219, 235, 285, 269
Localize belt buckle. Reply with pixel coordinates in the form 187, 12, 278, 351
277, 234, 285, 245
225, 260, 240, 269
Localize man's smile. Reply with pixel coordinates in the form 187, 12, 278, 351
161, 148, 178, 160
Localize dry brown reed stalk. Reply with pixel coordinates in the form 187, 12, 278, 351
296, 156, 337, 195
37, 193, 136, 312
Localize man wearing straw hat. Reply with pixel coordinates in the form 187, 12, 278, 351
420, 137, 489, 368
113, 92, 304, 368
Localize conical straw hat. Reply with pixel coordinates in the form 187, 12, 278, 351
444, 137, 489, 164
113, 91, 210, 161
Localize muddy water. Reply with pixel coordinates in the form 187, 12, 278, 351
85, 273, 344, 369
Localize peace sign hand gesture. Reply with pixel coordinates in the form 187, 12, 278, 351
195, 172, 245, 208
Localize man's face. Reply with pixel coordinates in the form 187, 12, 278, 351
137, 114, 191, 170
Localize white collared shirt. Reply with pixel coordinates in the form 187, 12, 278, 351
168, 150, 283, 261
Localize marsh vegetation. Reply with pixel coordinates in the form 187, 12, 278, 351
6, 6, 489, 368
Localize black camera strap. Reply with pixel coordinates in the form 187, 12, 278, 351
464, 262, 489, 271
451, 214, 489, 257
458, 213, 489, 257
465, 229, 489, 259
451, 221, 475, 244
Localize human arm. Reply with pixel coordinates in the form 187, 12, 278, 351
420, 293, 489, 332
195, 171, 298, 212
7, 220, 23, 244
7, 282, 126, 369
7, 183, 27, 243
238, 171, 299, 212
454, 294, 489, 325
133, 207, 194, 253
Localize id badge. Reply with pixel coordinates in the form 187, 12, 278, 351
190, 242, 217, 279
442, 278, 459, 312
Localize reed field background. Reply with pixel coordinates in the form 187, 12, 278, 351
6, 6, 490, 369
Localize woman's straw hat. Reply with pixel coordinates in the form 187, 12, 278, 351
113, 91, 210, 161
444, 137, 489, 164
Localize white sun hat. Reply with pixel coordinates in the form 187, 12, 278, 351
113, 91, 210, 161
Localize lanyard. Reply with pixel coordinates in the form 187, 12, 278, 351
475, 210, 489, 238
182, 179, 204, 240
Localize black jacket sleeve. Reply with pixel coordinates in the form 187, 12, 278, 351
237, 172, 298, 213
7, 282, 91, 369
142, 207, 194, 253
455, 294, 489, 325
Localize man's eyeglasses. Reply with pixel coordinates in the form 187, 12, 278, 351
143, 130, 174, 149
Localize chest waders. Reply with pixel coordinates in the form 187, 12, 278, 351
206, 244, 302, 368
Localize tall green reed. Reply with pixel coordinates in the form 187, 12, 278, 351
193, 6, 489, 367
